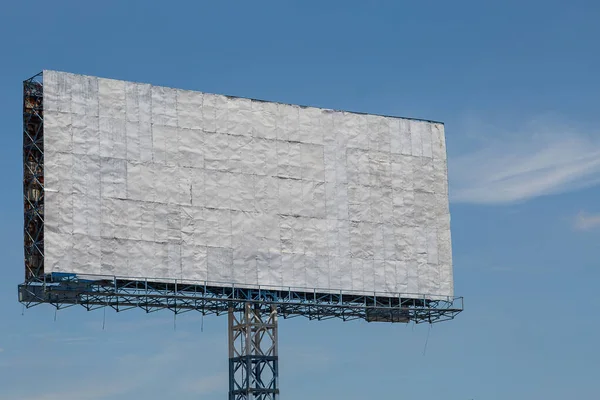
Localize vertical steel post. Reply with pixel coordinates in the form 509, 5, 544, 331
229, 303, 279, 400
23, 73, 45, 282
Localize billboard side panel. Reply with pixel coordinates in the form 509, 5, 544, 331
23, 75, 45, 279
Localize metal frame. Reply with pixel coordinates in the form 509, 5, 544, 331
23, 73, 44, 281
229, 304, 278, 400
19, 274, 462, 324
19, 275, 461, 400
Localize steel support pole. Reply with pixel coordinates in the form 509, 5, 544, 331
229, 303, 279, 400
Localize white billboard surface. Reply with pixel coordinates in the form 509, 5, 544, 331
42, 70, 453, 298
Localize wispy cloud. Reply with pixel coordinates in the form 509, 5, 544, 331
573, 211, 600, 231
26, 332, 98, 345
286, 345, 332, 368
6, 332, 227, 400
180, 373, 228, 395
449, 118, 600, 204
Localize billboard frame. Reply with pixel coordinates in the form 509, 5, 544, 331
18, 274, 462, 324
21, 71, 462, 324
23, 73, 45, 280
21, 71, 463, 399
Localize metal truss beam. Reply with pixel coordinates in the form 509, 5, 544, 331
229, 304, 278, 400
23, 72, 44, 281
19, 275, 463, 400
18, 275, 462, 324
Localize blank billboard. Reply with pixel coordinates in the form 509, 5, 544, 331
40, 70, 453, 299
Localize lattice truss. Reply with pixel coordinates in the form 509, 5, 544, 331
23, 73, 45, 280
18, 276, 463, 324
229, 304, 279, 400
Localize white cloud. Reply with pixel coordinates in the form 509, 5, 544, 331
573, 211, 600, 231
449, 118, 600, 204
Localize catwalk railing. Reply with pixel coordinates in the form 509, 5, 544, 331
19, 274, 462, 324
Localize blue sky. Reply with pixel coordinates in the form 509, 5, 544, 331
1, 1, 600, 399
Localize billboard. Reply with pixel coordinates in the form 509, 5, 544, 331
38, 70, 453, 299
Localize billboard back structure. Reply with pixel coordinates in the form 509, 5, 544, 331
27, 70, 454, 300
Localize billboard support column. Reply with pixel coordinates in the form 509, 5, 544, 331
229, 303, 279, 400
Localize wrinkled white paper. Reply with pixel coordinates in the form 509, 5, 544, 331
42, 70, 453, 299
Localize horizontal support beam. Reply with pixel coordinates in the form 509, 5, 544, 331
230, 356, 279, 363
230, 390, 279, 395
18, 278, 462, 324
